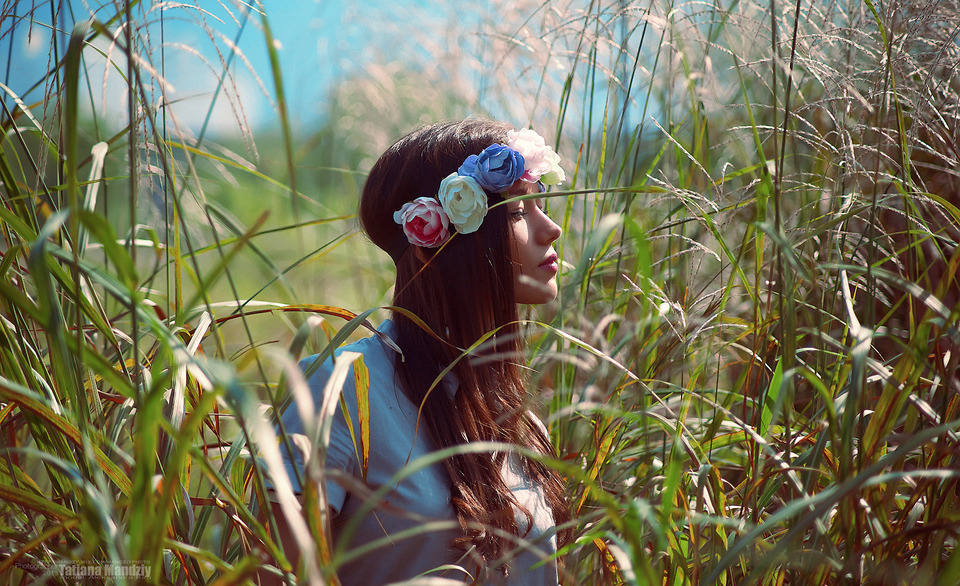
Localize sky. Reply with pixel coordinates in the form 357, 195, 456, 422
3, 0, 620, 146
2, 1, 381, 134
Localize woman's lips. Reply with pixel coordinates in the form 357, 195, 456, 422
539, 253, 559, 273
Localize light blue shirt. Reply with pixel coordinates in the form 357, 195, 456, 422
277, 320, 559, 585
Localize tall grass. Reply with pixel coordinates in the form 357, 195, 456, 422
1, 0, 958, 584
537, 0, 960, 583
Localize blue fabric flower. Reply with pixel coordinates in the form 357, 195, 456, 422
458, 155, 478, 177
462, 144, 525, 193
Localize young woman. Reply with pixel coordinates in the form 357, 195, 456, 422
274, 118, 570, 585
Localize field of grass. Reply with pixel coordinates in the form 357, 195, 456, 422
1, 0, 958, 584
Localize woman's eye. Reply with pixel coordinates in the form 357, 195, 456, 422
510, 210, 527, 220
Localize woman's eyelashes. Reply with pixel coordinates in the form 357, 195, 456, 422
508, 201, 527, 220
509, 198, 546, 220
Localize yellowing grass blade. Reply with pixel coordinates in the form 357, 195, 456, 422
352, 355, 371, 482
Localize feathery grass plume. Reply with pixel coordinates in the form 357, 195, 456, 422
520, 0, 960, 582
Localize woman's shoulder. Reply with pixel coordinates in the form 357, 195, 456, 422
298, 320, 399, 378
294, 320, 410, 417
291, 319, 422, 441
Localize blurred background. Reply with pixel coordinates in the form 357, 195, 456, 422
4, 0, 624, 314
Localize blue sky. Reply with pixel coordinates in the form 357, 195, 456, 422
2, 1, 378, 133
3, 1, 616, 143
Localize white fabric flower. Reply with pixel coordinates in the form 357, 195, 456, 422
438, 173, 488, 234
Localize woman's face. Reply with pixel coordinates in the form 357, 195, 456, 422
506, 181, 563, 305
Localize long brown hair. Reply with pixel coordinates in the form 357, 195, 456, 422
359, 118, 571, 565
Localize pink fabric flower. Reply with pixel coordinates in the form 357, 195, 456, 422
393, 197, 451, 248
505, 128, 566, 185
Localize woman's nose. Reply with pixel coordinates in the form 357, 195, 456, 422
538, 211, 562, 245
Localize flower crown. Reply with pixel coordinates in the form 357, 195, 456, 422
393, 128, 565, 249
